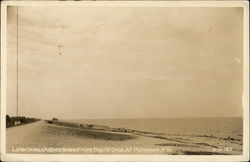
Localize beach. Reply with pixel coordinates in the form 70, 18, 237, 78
6, 118, 242, 155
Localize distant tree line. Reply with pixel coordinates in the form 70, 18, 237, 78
6, 115, 40, 128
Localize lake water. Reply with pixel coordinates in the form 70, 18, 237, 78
69, 117, 243, 139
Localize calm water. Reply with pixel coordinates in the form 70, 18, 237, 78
69, 117, 243, 139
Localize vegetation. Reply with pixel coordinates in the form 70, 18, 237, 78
6, 115, 40, 128
52, 118, 58, 121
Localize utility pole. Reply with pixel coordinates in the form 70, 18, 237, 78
16, 7, 19, 117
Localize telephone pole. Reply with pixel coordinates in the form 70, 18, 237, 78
16, 7, 19, 117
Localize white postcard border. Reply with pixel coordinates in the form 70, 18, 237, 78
1, 1, 249, 161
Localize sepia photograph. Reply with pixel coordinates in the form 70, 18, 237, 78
1, 1, 249, 161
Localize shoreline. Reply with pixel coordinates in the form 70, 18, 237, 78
48, 119, 165, 136
50, 119, 242, 142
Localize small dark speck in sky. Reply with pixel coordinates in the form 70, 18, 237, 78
58, 45, 63, 55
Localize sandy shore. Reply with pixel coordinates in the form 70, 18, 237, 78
6, 120, 242, 155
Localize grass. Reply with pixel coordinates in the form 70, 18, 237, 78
182, 151, 231, 155
45, 123, 137, 141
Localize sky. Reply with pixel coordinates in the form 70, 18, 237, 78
7, 6, 243, 119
